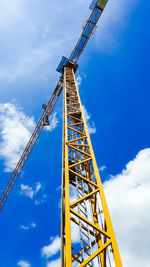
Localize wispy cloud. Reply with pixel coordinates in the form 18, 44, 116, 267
34, 182, 42, 194
17, 260, 31, 267
76, 74, 82, 86
20, 182, 47, 205
0, 103, 35, 172
99, 165, 106, 171
20, 222, 36, 231
34, 194, 48, 206
20, 184, 34, 199
41, 236, 61, 259
82, 105, 96, 134
20, 182, 41, 199
104, 148, 150, 267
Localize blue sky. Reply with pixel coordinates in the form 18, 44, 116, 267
0, 0, 150, 266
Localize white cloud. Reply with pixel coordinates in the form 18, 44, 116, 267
17, 260, 31, 267
0, 103, 35, 172
99, 165, 106, 171
76, 75, 82, 86
104, 148, 150, 267
20, 182, 47, 205
30, 222, 36, 228
35, 182, 42, 194
47, 258, 61, 267
20, 225, 29, 230
82, 105, 96, 134
45, 112, 59, 132
20, 222, 36, 230
20, 184, 34, 199
41, 236, 61, 258
34, 193, 48, 206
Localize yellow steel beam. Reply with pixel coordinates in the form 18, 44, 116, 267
69, 169, 99, 188
62, 67, 72, 267
68, 143, 89, 147
72, 239, 97, 262
67, 126, 86, 136
68, 136, 87, 143
68, 144, 90, 157
69, 158, 92, 168
70, 188, 99, 208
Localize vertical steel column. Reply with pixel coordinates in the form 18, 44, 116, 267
61, 65, 122, 267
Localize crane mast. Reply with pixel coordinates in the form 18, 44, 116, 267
0, 0, 122, 266
62, 63, 122, 266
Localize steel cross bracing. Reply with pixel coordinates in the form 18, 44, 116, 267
61, 65, 122, 267
0, 0, 107, 210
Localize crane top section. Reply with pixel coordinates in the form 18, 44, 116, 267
56, 0, 108, 74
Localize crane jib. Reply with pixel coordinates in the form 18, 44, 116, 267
57, 0, 108, 74
69, 7, 101, 63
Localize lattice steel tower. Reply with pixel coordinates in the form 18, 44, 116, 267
0, 1, 122, 266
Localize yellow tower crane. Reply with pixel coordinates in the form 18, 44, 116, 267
0, 0, 122, 266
